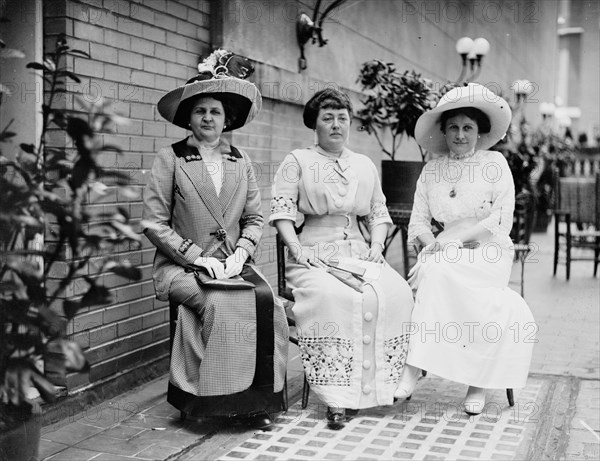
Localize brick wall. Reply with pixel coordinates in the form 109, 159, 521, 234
44, 0, 211, 392
43, 0, 565, 397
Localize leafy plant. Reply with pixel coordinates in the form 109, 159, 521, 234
0, 34, 142, 431
356, 60, 439, 161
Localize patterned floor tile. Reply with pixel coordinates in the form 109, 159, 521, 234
218, 376, 547, 460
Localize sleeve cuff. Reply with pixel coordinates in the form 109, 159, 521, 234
268, 212, 297, 225
236, 237, 256, 257
183, 243, 203, 264
370, 216, 393, 228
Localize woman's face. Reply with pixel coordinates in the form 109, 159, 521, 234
444, 113, 479, 157
315, 107, 350, 152
189, 97, 226, 142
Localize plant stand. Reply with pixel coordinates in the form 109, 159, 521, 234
381, 160, 425, 208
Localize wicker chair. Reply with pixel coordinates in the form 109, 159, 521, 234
512, 191, 535, 297
553, 172, 600, 280
276, 233, 311, 410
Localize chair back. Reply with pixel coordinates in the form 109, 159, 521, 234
275, 233, 294, 301
556, 172, 600, 227
513, 190, 535, 244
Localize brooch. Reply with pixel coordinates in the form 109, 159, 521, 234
211, 228, 227, 241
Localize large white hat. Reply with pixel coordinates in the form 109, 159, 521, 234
157, 50, 262, 131
415, 83, 512, 155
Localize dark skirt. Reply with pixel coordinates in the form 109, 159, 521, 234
167, 264, 288, 417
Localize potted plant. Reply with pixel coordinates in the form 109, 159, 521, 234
0, 35, 142, 459
356, 60, 440, 207
530, 124, 576, 232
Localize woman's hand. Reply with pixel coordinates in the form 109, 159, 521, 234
193, 256, 225, 279
224, 247, 249, 279
363, 241, 385, 263
290, 246, 327, 270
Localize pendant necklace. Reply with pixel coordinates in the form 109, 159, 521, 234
447, 149, 476, 198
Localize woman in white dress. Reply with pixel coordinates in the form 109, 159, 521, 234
270, 89, 414, 429
397, 83, 535, 415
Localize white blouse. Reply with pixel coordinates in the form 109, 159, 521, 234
269, 145, 392, 231
408, 150, 515, 244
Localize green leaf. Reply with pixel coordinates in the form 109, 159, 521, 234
69, 49, 91, 58
26, 62, 45, 70
80, 283, 112, 308
62, 299, 81, 320
58, 70, 81, 83
0, 131, 17, 141
37, 305, 67, 337
19, 143, 36, 154
103, 260, 142, 280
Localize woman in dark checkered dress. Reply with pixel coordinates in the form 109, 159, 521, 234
143, 51, 288, 430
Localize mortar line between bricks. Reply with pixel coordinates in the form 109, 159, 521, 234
525, 378, 558, 460
528, 376, 580, 460
164, 429, 221, 461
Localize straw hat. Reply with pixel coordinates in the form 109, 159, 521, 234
415, 83, 512, 155
157, 49, 262, 131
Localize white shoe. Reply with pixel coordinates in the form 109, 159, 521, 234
394, 364, 421, 400
463, 386, 486, 415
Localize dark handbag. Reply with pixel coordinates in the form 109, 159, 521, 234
194, 267, 256, 290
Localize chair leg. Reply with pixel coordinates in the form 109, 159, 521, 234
507, 389, 514, 407
553, 217, 559, 276
520, 255, 525, 298
566, 237, 571, 281
301, 375, 310, 409
594, 239, 599, 277
282, 374, 289, 412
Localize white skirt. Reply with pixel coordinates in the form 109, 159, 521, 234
406, 236, 535, 389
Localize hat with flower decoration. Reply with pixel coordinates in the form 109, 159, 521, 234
157, 49, 262, 131
415, 83, 512, 155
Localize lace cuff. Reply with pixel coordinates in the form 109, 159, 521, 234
479, 207, 512, 237
269, 196, 298, 223
367, 200, 392, 229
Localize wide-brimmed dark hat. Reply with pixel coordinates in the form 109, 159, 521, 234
415, 83, 512, 155
157, 50, 262, 132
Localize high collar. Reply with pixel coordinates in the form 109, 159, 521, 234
314, 143, 350, 160
186, 135, 233, 155
448, 148, 477, 160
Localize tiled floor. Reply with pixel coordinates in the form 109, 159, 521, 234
38, 227, 598, 460
219, 376, 545, 461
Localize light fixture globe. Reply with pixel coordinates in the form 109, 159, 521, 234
456, 37, 474, 55
473, 37, 490, 56
539, 102, 556, 116
511, 79, 531, 96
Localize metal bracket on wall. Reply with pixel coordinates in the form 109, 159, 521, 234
296, 0, 347, 72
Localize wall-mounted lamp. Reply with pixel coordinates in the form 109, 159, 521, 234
511, 79, 534, 104
297, 0, 347, 72
455, 37, 490, 85
539, 102, 556, 119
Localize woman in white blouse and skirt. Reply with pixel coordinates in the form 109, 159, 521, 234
270, 89, 414, 429
398, 83, 535, 415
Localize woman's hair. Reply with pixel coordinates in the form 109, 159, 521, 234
179, 93, 235, 127
303, 88, 353, 129
440, 107, 491, 134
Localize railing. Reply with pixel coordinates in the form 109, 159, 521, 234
565, 148, 600, 177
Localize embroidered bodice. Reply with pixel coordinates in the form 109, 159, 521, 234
269, 145, 392, 231
408, 150, 515, 243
